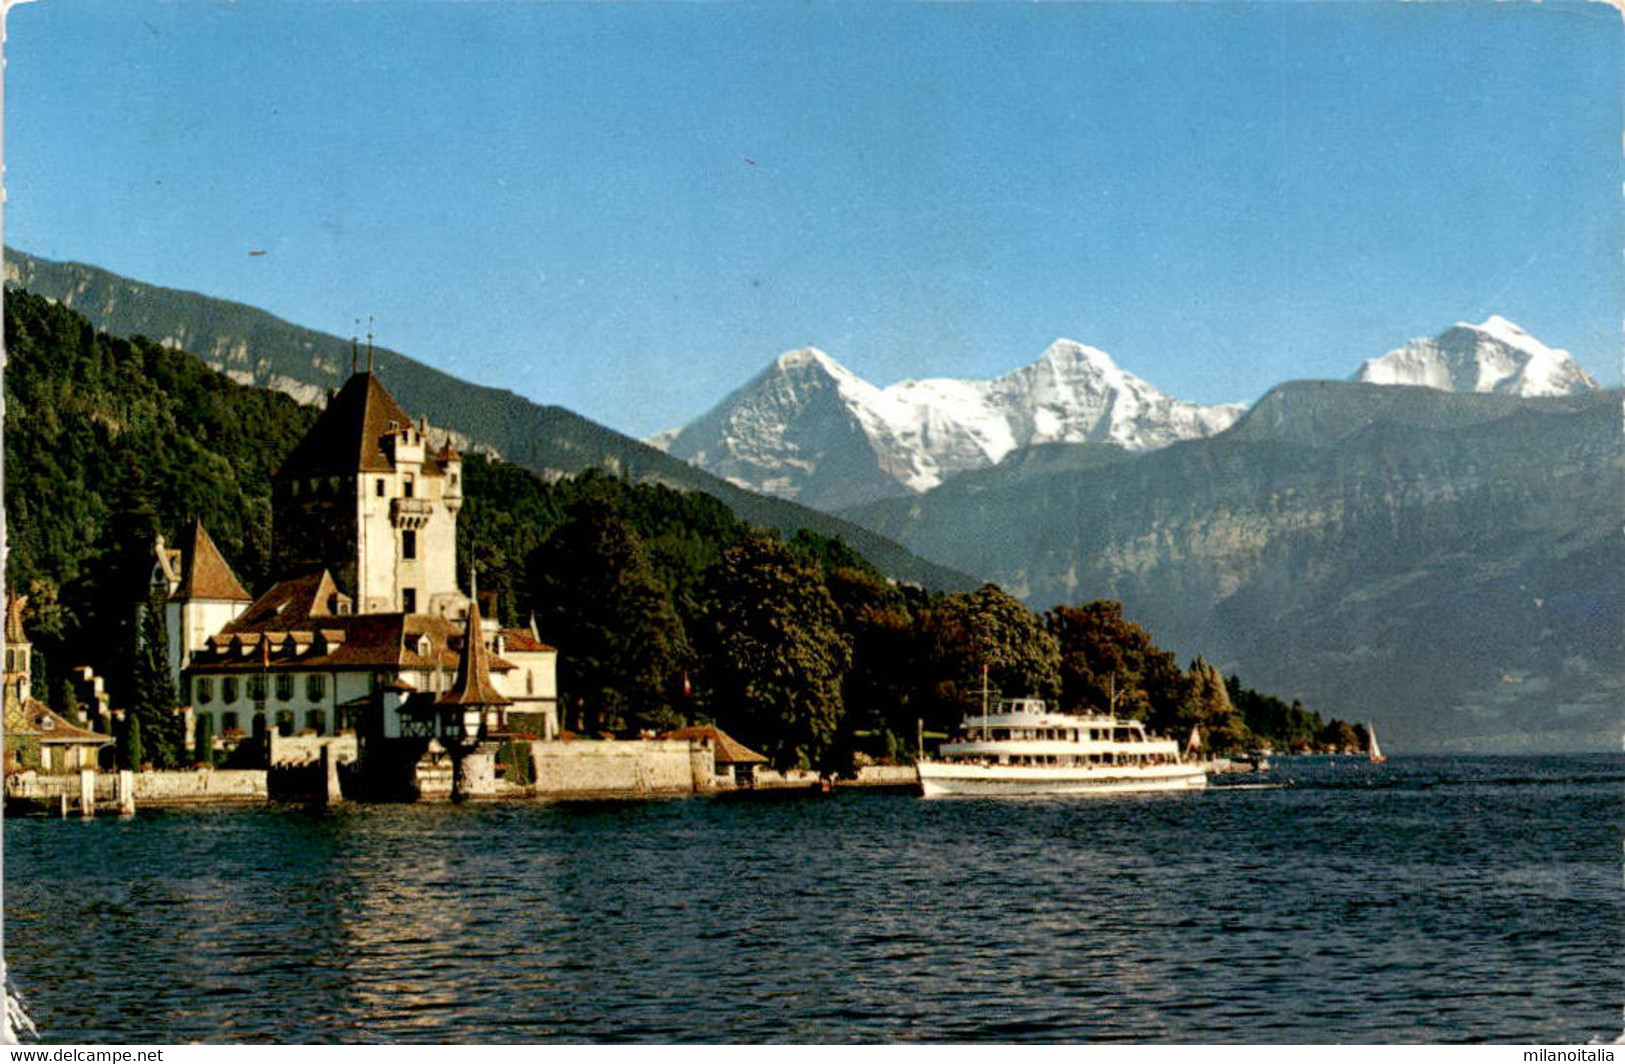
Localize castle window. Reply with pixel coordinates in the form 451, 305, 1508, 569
221, 711, 240, 733
247, 675, 267, 703
275, 710, 295, 737
306, 674, 327, 702
402, 530, 417, 560
403, 475, 415, 499
223, 677, 239, 704
195, 677, 213, 705
376, 478, 386, 497
305, 709, 327, 735
402, 588, 417, 614
275, 673, 294, 702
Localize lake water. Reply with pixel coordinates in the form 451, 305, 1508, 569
4, 755, 1620, 1044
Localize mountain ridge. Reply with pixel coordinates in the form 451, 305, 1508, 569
655, 338, 1247, 510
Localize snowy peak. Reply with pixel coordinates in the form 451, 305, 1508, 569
656, 339, 1245, 511
1355, 318, 1598, 398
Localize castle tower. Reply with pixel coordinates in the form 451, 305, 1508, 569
271, 371, 464, 616
153, 519, 253, 688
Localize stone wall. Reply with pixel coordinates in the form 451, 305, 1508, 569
132, 769, 267, 802
527, 739, 711, 797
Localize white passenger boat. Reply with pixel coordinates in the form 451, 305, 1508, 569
916, 698, 1208, 797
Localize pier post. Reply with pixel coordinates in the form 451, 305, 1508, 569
321, 744, 343, 804
117, 770, 136, 815
78, 768, 95, 817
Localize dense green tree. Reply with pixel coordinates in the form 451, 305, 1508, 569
1178, 657, 1254, 754
917, 584, 1060, 732
130, 586, 184, 768
1045, 600, 1186, 724
1319, 718, 1362, 753
696, 536, 851, 770
821, 564, 926, 767
527, 498, 689, 735
119, 713, 144, 771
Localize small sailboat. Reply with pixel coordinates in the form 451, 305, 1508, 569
1366, 721, 1386, 763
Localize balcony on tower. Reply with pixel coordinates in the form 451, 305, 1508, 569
390, 497, 433, 530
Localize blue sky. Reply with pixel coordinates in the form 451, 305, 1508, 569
6, 0, 1620, 439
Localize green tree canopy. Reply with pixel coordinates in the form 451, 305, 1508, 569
527, 497, 690, 736
696, 536, 851, 771
1045, 600, 1186, 722
918, 584, 1060, 731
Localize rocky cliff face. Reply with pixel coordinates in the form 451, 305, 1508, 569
845, 383, 1621, 752
656, 339, 1245, 510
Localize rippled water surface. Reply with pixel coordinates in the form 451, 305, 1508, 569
5, 755, 1620, 1044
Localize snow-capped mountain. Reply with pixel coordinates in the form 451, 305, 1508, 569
653, 340, 1246, 511
1354, 316, 1599, 397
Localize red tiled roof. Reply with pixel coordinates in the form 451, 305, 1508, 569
226, 571, 347, 631
276, 372, 443, 480
3, 695, 113, 746
174, 520, 252, 602
199, 604, 515, 676
498, 628, 555, 653
660, 726, 768, 765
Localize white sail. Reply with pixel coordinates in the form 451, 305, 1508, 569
1367, 721, 1386, 762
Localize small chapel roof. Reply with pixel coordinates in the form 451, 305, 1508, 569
173, 520, 252, 603
3, 695, 113, 747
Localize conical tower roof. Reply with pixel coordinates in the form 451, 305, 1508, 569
436, 575, 510, 708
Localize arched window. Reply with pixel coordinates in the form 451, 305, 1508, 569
195, 677, 213, 704
223, 677, 239, 704
275, 673, 294, 702
305, 709, 327, 735
306, 674, 326, 702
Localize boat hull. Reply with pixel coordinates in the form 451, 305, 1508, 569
916, 760, 1207, 798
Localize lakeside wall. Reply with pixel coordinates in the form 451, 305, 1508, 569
134, 769, 267, 803
524, 739, 710, 797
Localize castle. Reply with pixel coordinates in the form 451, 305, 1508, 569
163, 370, 559, 760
